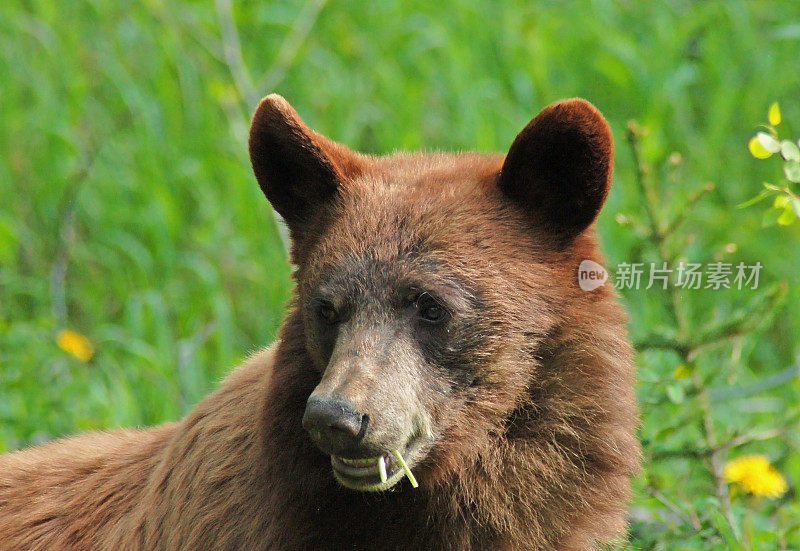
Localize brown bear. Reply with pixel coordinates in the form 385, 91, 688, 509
0, 95, 639, 550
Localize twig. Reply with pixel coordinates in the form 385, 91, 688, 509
719, 427, 786, 452
51, 202, 77, 324
216, 0, 328, 107
50, 153, 96, 323
708, 361, 799, 402
649, 447, 708, 460
627, 121, 736, 530
663, 182, 715, 236
212, 0, 326, 254
691, 283, 786, 348
625, 121, 664, 242
646, 486, 700, 529
215, 0, 258, 108
649, 425, 788, 460
701, 397, 736, 528
633, 336, 690, 356
258, 0, 329, 93
173, 4, 226, 64
176, 321, 218, 410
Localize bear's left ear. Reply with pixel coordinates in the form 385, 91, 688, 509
498, 98, 613, 245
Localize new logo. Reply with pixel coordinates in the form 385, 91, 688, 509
578, 259, 608, 291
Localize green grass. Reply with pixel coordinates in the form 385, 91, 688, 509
1, 0, 798, 547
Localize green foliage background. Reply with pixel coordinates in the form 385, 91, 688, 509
1, 1, 798, 548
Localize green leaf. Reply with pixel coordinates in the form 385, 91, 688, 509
757, 131, 781, 153
709, 506, 741, 546
737, 190, 771, 209
665, 384, 684, 404
791, 197, 800, 217
783, 161, 800, 183
774, 195, 789, 208
780, 139, 800, 161
777, 205, 796, 225
654, 425, 677, 440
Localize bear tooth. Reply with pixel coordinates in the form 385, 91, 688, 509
339, 456, 377, 466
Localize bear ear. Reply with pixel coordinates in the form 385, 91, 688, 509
248, 94, 365, 234
498, 98, 613, 245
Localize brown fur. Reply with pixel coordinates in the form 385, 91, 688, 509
0, 96, 640, 550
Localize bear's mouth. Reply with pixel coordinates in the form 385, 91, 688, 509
330, 442, 422, 492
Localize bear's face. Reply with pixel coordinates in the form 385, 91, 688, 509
299, 239, 490, 490
249, 95, 613, 491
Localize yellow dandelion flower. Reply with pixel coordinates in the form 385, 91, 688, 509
724, 454, 787, 499
741, 468, 787, 499
56, 329, 95, 362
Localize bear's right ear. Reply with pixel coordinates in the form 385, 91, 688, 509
248, 95, 365, 235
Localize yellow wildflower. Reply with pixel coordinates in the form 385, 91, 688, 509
768, 102, 781, 126
748, 136, 772, 159
56, 329, 95, 362
724, 454, 787, 499
672, 364, 692, 380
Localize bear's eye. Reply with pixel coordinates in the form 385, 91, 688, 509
416, 293, 448, 324
316, 300, 339, 325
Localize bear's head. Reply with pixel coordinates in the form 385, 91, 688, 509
249, 95, 629, 494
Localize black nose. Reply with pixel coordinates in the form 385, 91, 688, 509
302, 396, 367, 455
